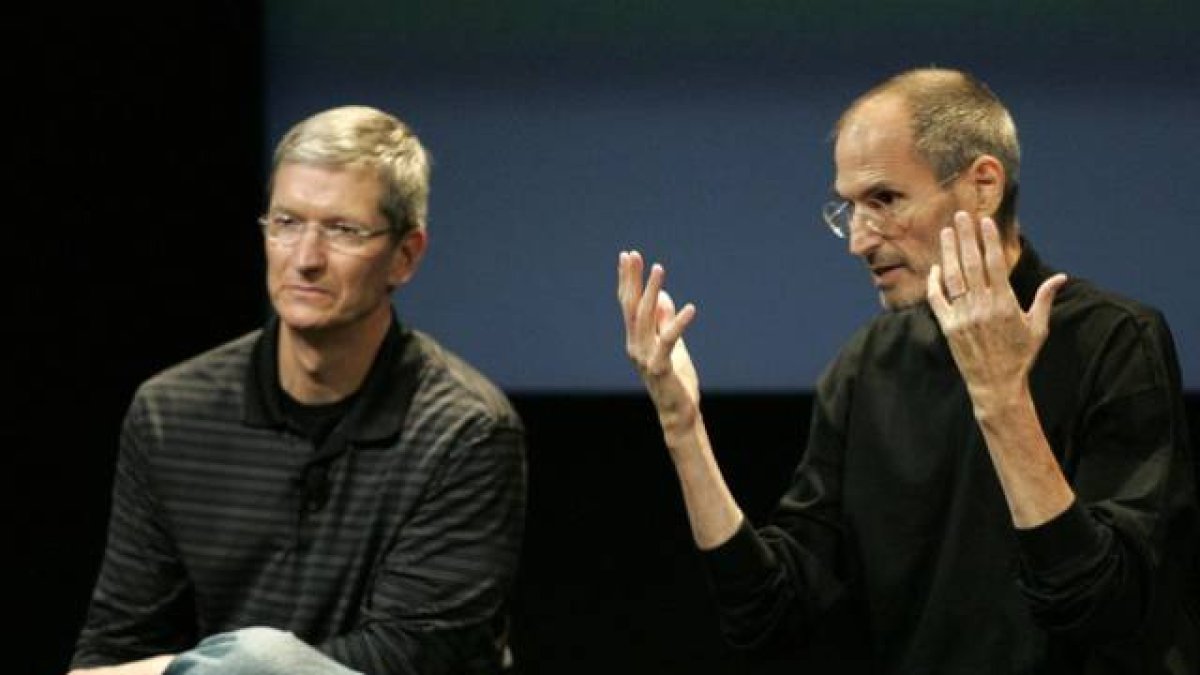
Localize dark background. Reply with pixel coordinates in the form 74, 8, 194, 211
15, 2, 1198, 674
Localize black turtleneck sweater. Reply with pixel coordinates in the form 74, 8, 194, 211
704, 242, 1198, 674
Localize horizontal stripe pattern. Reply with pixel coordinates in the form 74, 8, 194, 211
74, 327, 526, 674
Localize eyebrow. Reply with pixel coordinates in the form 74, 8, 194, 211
265, 206, 372, 226
832, 180, 902, 202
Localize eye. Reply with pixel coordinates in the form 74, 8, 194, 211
865, 189, 898, 211
322, 221, 373, 244
270, 213, 301, 232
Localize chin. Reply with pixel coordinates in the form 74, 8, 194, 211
280, 320, 333, 336
878, 288, 925, 311
274, 305, 332, 333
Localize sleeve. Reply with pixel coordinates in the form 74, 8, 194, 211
1015, 310, 1199, 645
71, 394, 197, 668
700, 354, 855, 651
319, 421, 527, 675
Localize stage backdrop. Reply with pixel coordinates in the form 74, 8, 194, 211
264, 1, 1199, 392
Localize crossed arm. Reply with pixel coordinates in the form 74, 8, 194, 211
71, 404, 524, 675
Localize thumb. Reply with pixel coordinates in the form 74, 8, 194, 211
1028, 273, 1068, 336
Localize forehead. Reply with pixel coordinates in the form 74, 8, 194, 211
832, 95, 935, 196
269, 162, 383, 216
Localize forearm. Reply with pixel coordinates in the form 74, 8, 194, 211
972, 385, 1074, 529
321, 426, 524, 675
661, 412, 744, 550
74, 410, 197, 670
1010, 499, 1150, 640
320, 621, 497, 675
975, 387, 1150, 640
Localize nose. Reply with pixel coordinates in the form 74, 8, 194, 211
847, 218, 883, 257
291, 224, 328, 270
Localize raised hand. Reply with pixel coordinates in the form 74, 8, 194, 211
926, 211, 1068, 413
617, 250, 745, 546
617, 250, 700, 433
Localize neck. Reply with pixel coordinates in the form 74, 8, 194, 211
277, 306, 392, 404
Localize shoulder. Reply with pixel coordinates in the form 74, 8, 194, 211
1043, 276, 1181, 392
1019, 242, 1172, 347
1053, 276, 1171, 336
130, 330, 261, 417
406, 331, 523, 438
1047, 276, 1179, 374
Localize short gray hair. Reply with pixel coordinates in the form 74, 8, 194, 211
272, 105, 430, 237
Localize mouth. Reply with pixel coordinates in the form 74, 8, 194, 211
284, 284, 331, 299
869, 263, 906, 287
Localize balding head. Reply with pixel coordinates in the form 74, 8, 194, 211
835, 68, 1021, 234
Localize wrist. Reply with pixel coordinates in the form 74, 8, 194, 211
659, 404, 700, 437
647, 383, 700, 437
662, 403, 705, 441
661, 412, 707, 458
969, 380, 1033, 426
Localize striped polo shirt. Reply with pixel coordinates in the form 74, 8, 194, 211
73, 317, 527, 674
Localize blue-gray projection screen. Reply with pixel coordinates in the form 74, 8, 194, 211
265, 2, 1198, 392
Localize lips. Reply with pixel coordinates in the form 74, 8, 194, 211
869, 263, 906, 286
284, 284, 331, 298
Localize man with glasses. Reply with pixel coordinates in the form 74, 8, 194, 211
618, 68, 1197, 672
71, 106, 526, 675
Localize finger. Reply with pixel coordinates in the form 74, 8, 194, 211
637, 262, 665, 339
955, 210, 986, 292
655, 292, 699, 381
939, 226, 966, 299
617, 250, 627, 297
617, 251, 629, 306
617, 250, 641, 303
656, 290, 697, 336
926, 263, 952, 318
980, 217, 1006, 289
655, 288, 678, 330
618, 251, 646, 328
1027, 273, 1068, 337
658, 300, 697, 352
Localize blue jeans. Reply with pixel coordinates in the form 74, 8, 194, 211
164, 627, 363, 675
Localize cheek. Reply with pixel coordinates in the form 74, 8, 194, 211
912, 238, 941, 271
343, 260, 391, 300
907, 223, 946, 265
267, 250, 298, 284
265, 250, 283, 287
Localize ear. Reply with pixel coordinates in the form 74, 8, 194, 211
964, 154, 1005, 220
387, 228, 428, 288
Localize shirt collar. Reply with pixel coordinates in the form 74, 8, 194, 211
243, 314, 421, 443
1009, 236, 1058, 311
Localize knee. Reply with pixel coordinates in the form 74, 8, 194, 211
171, 627, 327, 675
224, 626, 328, 671
230, 626, 302, 656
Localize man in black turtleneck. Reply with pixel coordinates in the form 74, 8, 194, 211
618, 67, 1197, 673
